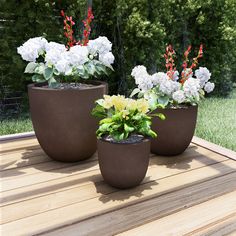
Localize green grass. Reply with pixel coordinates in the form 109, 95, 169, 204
0, 113, 33, 135
195, 89, 236, 151
1, 91, 236, 152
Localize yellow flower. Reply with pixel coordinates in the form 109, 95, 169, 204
121, 109, 130, 118
136, 98, 149, 114
125, 98, 138, 111
112, 95, 126, 111
103, 95, 113, 109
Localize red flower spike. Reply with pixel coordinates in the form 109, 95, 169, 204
180, 44, 204, 84
61, 7, 94, 48
164, 44, 176, 80
61, 10, 65, 17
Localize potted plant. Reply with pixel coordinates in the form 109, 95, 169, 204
17, 8, 115, 162
130, 45, 215, 156
92, 95, 164, 188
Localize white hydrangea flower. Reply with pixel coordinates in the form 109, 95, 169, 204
182, 68, 193, 79
151, 72, 169, 86
69, 45, 89, 66
55, 55, 72, 75
159, 79, 180, 96
204, 81, 215, 93
138, 77, 153, 92
99, 52, 115, 66
183, 77, 200, 98
195, 67, 211, 88
131, 66, 153, 92
88, 36, 112, 56
45, 42, 66, 53
172, 90, 186, 104
45, 49, 63, 66
17, 37, 48, 62
131, 65, 148, 78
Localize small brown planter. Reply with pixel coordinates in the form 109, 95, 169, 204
28, 81, 107, 162
97, 138, 150, 189
151, 105, 198, 156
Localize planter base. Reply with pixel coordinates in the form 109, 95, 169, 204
151, 105, 198, 156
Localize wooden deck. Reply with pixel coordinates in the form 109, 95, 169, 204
1, 135, 236, 236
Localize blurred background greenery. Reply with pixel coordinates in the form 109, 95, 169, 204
0, 0, 235, 150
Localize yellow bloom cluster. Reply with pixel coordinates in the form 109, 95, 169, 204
102, 95, 149, 114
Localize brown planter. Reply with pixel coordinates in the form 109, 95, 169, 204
97, 138, 150, 189
151, 105, 198, 156
28, 81, 107, 162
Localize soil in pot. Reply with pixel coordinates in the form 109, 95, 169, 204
28, 80, 108, 162
151, 105, 198, 156
97, 135, 150, 189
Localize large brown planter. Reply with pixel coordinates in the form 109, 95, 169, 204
28, 81, 107, 162
151, 105, 198, 156
97, 138, 150, 189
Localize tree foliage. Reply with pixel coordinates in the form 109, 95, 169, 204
0, 0, 235, 96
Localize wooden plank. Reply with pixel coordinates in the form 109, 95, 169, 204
0, 145, 218, 179
0, 131, 35, 142
118, 191, 236, 236
1, 160, 236, 235
0, 137, 39, 153
0, 150, 51, 171
0, 145, 226, 192
1, 148, 227, 203
43, 171, 236, 236
185, 212, 236, 236
1, 161, 77, 181
1, 156, 99, 192
192, 136, 236, 161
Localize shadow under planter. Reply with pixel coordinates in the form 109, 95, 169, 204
97, 138, 150, 189
28, 81, 107, 162
151, 105, 198, 156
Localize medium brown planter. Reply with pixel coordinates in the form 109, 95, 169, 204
97, 138, 150, 189
28, 81, 107, 162
151, 105, 198, 156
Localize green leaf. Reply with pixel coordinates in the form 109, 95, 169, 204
24, 62, 38, 73
157, 96, 169, 106
34, 63, 46, 74
48, 77, 59, 88
151, 113, 166, 120
32, 74, 45, 83
130, 88, 141, 97
91, 104, 106, 118
124, 123, 135, 133
43, 67, 54, 80
86, 62, 96, 75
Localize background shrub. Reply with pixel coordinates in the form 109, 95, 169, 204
0, 0, 235, 98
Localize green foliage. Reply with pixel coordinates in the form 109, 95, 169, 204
23, 59, 113, 87
0, 0, 235, 96
92, 95, 161, 141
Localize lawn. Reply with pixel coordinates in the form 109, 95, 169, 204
1, 91, 236, 151
0, 113, 33, 136
195, 89, 236, 151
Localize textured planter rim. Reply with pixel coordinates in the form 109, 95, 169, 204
28, 80, 108, 91
97, 136, 150, 145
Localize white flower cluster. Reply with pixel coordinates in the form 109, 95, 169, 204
195, 67, 215, 93
17, 36, 115, 75
131, 65, 215, 105
17, 37, 48, 62
131, 66, 153, 92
